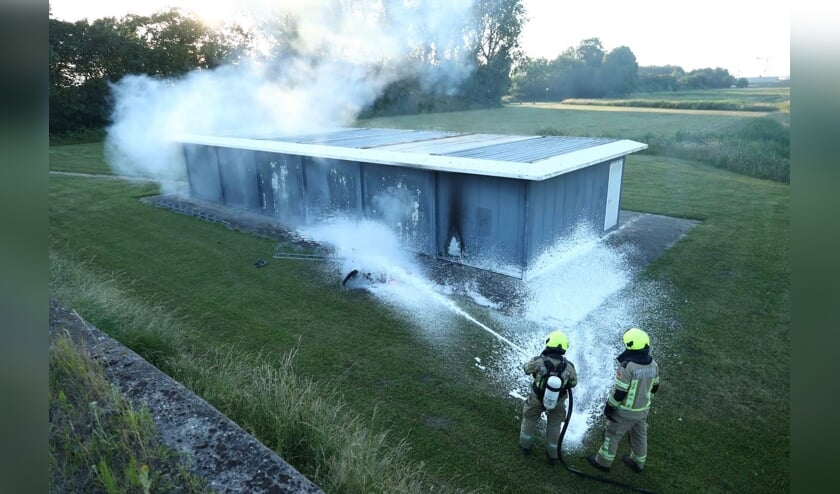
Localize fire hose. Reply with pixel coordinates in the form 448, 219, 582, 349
558, 388, 657, 494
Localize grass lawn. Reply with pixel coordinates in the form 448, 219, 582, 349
625, 87, 790, 104
49, 102, 789, 493
49, 142, 112, 175
561, 87, 790, 113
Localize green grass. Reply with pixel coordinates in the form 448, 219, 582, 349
642, 116, 790, 182
49, 142, 113, 175
626, 88, 790, 104
50, 127, 107, 146
563, 88, 790, 113
620, 156, 789, 492
358, 105, 752, 139
50, 251, 475, 494
49, 101, 789, 493
358, 99, 789, 183
49, 331, 209, 493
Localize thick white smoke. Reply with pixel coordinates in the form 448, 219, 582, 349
104, 0, 476, 192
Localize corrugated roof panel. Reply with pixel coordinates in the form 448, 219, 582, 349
445, 136, 615, 162
301, 128, 415, 145
267, 128, 457, 148
377, 133, 533, 154
176, 132, 647, 180
314, 129, 460, 148
263, 128, 614, 163
260, 128, 375, 143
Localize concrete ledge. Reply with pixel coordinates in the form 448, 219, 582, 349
49, 300, 324, 494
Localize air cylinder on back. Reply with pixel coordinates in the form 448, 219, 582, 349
542, 375, 564, 410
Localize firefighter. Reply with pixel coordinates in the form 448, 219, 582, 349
587, 327, 661, 473
519, 329, 578, 465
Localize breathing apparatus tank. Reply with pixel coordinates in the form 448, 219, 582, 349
543, 375, 564, 410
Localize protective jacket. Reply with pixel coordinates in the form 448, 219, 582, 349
524, 347, 578, 399
607, 348, 660, 413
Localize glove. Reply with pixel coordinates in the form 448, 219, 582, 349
604, 404, 617, 422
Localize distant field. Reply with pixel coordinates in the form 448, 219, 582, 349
358, 89, 790, 183
357, 105, 759, 140
561, 87, 790, 113
626, 87, 790, 103
526, 102, 773, 116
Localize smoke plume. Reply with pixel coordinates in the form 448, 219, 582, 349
104, 0, 476, 192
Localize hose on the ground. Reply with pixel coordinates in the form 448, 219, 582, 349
556, 389, 657, 494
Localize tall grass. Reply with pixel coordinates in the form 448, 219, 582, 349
49, 332, 208, 493
639, 116, 790, 182
562, 98, 781, 112
172, 348, 468, 494
357, 103, 790, 184
49, 251, 186, 369
50, 248, 475, 494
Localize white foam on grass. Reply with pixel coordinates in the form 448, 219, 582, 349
301, 216, 663, 450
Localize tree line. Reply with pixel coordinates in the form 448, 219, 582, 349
510, 38, 744, 102
49, 0, 743, 136
49, 9, 252, 133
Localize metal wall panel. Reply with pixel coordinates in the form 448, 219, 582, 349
360, 163, 436, 255
436, 173, 526, 273
217, 148, 260, 212
302, 157, 362, 222
525, 161, 610, 265
184, 144, 222, 203
180, 129, 636, 278
255, 152, 306, 225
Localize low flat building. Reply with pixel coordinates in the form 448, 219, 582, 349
176, 127, 647, 279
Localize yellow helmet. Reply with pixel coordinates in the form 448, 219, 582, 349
623, 327, 650, 350
545, 330, 569, 351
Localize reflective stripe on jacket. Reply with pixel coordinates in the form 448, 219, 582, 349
608, 359, 660, 412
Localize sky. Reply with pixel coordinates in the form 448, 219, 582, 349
49, 0, 790, 77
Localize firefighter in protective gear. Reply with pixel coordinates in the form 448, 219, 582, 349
519, 330, 578, 465
587, 327, 660, 473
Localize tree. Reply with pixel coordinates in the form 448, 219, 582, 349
680, 67, 735, 89
600, 46, 638, 96
49, 8, 250, 134
637, 65, 684, 92
510, 38, 635, 101
547, 54, 583, 100
568, 37, 606, 97
575, 38, 605, 68
121, 9, 250, 77
49, 17, 130, 131
461, 0, 526, 105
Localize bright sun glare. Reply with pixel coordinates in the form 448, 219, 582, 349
179, 1, 238, 27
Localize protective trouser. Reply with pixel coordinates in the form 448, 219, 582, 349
594, 409, 648, 470
519, 391, 566, 460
